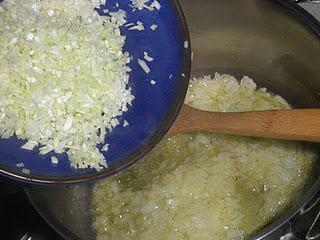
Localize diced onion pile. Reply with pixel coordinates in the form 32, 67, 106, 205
92, 74, 317, 239
0, 0, 134, 169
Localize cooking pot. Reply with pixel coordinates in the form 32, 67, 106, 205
25, 0, 320, 239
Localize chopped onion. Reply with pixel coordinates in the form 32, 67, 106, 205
101, 144, 109, 152
150, 24, 158, 31
62, 116, 74, 132
128, 21, 145, 31
51, 156, 59, 165
21, 140, 39, 151
125, 23, 135, 27
130, 0, 150, 10
0, 0, 134, 170
130, 0, 161, 11
150, 0, 161, 11
138, 59, 151, 74
16, 162, 24, 168
144, 51, 154, 62
123, 120, 129, 127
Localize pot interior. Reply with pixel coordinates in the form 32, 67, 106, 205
181, 0, 320, 238
186, 0, 320, 108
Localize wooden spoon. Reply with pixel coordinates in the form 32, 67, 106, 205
168, 104, 320, 142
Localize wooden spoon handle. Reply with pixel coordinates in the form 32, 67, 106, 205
168, 104, 320, 142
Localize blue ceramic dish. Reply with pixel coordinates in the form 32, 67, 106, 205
0, 0, 191, 184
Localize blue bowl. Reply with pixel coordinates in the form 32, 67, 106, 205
0, 0, 191, 184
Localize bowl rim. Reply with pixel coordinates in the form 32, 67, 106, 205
0, 0, 191, 185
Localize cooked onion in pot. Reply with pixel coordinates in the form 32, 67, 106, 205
92, 74, 317, 239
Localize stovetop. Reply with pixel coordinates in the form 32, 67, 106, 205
0, 177, 63, 240
0, 178, 319, 240
0, 2, 320, 240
